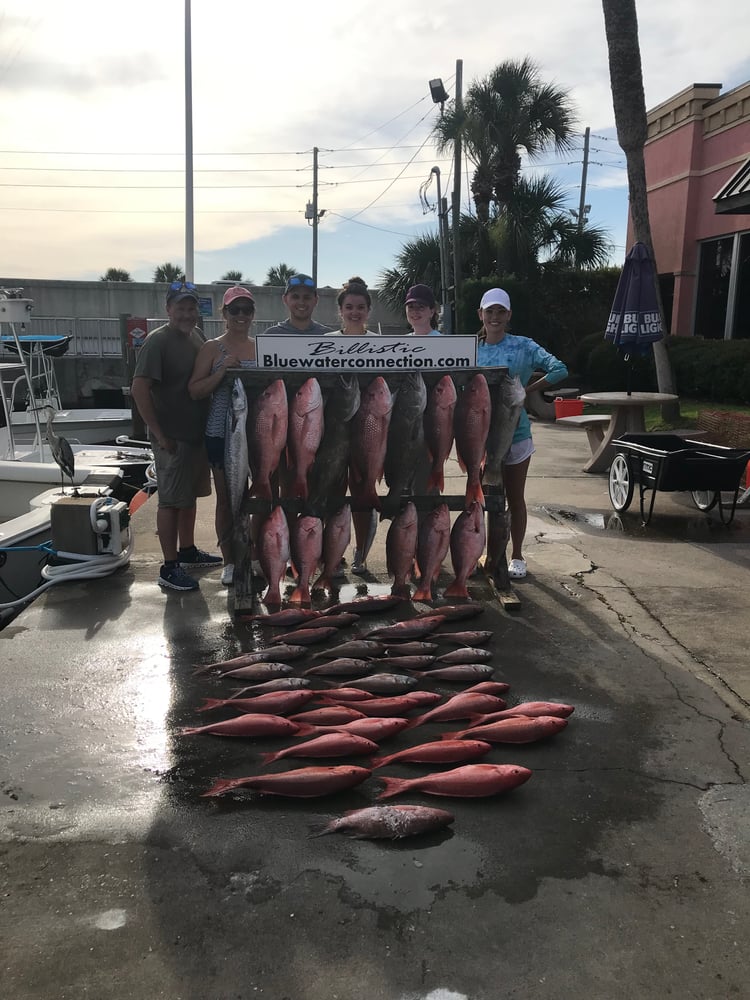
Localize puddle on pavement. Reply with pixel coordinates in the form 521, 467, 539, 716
541, 504, 750, 543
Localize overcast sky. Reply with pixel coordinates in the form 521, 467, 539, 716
1, 0, 748, 291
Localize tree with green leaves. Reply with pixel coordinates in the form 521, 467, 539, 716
221, 270, 244, 281
153, 262, 185, 283
100, 267, 132, 281
264, 263, 297, 287
601, 0, 677, 412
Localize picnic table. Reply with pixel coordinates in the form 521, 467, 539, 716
575, 391, 679, 474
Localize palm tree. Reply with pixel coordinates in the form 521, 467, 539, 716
433, 58, 577, 222
153, 262, 185, 283
601, 0, 677, 411
221, 270, 244, 281
100, 267, 132, 281
264, 263, 297, 287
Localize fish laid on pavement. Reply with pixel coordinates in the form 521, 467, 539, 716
258, 505, 291, 606
288, 706, 366, 726
194, 643, 307, 674
304, 658, 373, 677
411, 664, 495, 682
311, 639, 385, 659
373, 654, 436, 670
444, 715, 569, 743
454, 373, 491, 507
345, 673, 419, 694
202, 765, 371, 799
213, 662, 297, 682
467, 701, 575, 724
229, 677, 313, 696
303, 717, 411, 742
371, 739, 492, 769
314, 805, 455, 840
308, 376, 360, 512
385, 501, 418, 598
377, 763, 533, 800
287, 377, 324, 500
313, 504, 352, 592
484, 374, 527, 485
338, 692, 440, 717
197, 690, 315, 715
415, 603, 485, 621
316, 687, 376, 702
365, 615, 446, 640
248, 378, 288, 500
260, 733, 378, 765
349, 375, 393, 510
272, 626, 340, 645
323, 595, 403, 615
289, 514, 323, 604
424, 375, 457, 493
241, 608, 322, 626
409, 693, 508, 727
382, 641, 438, 655
413, 504, 451, 602
225, 378, 250, 522
434, 647, 493, 665
431, 630, 493, 646
181, 713, 316, 739
384, 373, 427, 504
462, 681, 511, 697
444, 501, 486, 600
301, 613, 359, 630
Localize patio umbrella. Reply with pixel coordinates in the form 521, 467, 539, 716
604, 241, 663, 395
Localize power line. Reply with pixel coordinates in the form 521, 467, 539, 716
0, 156, 453, 175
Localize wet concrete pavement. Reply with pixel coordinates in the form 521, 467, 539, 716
2, 420, 749, 1000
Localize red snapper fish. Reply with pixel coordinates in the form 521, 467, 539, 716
377, 763, 532, 800
366, 615, 446, 640
258, 505, 291, 606
463, 681, 511, 697
306, 717, 412, 741
194, 643, 307, 674
411, 664, 494, 682
313, 504, 352, 592
371, 739, 492, 769
432, 630, 493, 646
304, 658, 373, 677
443, 715, 569, 743
197, 690, 315, 715
272, 626, 340, 645
424, 375, 457, 492
454, 373, 491, 507
434, 647, 493, 665
300, 613, 359, 629
382, 641, 438, 655
444, 501, 486, 599
322, 595, 403, 615
386, 501, 418, 598
413, 504, 451, 602
409, 692, 508, 727
240, 608, 322, 626
314, 805, 455, 840
260, 733, 378, 765
415, 603, 484, 621
287, 377, 324, 500
341, 692, 440, 717
316, 687, 377, 702
289, 514, 323, 604
181, 713, 316, 739
467, 701, 576, 724
248, 378, 288, 500
349, 375, 393, 510
202, 765, 371, 799
289, 706, 366, 726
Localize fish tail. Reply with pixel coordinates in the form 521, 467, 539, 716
443, 579, 469, 599
263, 584, 282, 606
369, 756, 390, 769
308, 822, 335, 839
289, 583, 311, 605
200, 778, 242, 798
412, 582, 433, 602
465, 480, 485, 508
390, 583, 412, 599
293, 723, 320, 737
409, 671, 427, 680
192, 664, 213, 676
376, 776, 411, 800
197, 698, 226, 713
180, 726, 202, 735
259, 751, 281, 765
440, 729, 461, 740
426, 463, 444, 493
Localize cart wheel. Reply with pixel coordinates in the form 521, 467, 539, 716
609, 453, 634, 512
691, 490, 719, 512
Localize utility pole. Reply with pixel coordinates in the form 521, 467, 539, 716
451, 59, 463, 331
184, 0, 194, 282
429, 167, 451, 333
306, 147, 325, 285
577, 126, 591, 236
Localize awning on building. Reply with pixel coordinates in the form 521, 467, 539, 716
714, 157, 750, 214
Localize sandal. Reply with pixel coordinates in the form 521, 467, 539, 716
508, 558, 527, 579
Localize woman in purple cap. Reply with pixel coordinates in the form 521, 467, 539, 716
477, 287, 567, 580
405, 284, 442, 336
189, 285, 257, 586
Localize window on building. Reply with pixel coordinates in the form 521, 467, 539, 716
732, 233, 750, 340
694, 237, 734, 339
659, 273, 675, 334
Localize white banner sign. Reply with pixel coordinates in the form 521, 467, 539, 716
255, 334, 477, 372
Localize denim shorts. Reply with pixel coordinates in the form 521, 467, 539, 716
205, 435, 226, 469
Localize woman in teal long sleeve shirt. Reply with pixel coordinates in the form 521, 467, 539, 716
476, 288, 568, 579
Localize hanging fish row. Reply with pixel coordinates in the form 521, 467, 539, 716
226, 370, 524, 519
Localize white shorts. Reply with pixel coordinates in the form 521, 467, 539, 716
504, 437, 535, 466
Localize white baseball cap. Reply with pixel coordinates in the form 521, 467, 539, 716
480, 288, 511, 311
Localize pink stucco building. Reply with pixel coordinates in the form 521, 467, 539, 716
633, 81, 750, 340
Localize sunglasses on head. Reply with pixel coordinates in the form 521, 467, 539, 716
168, 280, 197, 292
287, 276, 315, 288
226, 304, 254, 316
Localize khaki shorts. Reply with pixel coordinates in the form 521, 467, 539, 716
154, 439, 212, 509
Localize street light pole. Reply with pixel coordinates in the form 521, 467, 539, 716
451, 59, 463, 330
430, 166, 451, 333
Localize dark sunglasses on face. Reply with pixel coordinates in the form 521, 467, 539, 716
168, 280, 197, 292
227, 304, 254, 316
287, 276, 315, 288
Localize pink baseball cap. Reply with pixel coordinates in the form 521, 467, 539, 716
222, 285, 255, 307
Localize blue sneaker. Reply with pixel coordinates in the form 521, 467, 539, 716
178, 546, 222, 568
158, 564, 199, 591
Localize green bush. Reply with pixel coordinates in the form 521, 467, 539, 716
666, 338, 750, 404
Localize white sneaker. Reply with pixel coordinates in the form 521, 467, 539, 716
221, 564, 234, 586
508, 558, 527, 579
